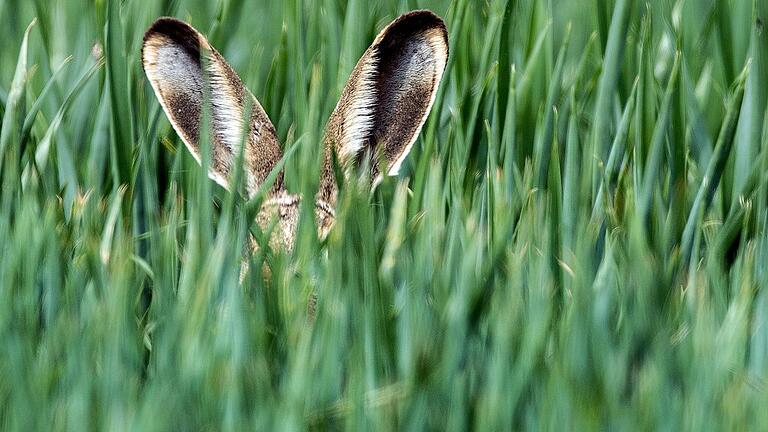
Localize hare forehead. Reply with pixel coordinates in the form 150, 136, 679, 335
254, 194, 335, 250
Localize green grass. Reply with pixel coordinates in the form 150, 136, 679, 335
1, 0, 767, 430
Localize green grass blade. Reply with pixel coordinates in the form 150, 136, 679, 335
0, 19, 34, 178
680, 63, 750, 268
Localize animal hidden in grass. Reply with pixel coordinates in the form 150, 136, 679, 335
141, 10, 448, 254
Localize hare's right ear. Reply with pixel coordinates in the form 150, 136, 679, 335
142, 18, 283, 197
319, 10, 448, 202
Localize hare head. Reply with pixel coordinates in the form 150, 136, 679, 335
142, 10, 448, 252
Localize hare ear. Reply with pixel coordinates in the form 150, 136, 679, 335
320, 10, 448, 199
142, 17, 282, 197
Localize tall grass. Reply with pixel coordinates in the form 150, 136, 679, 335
1, 0, 767, 429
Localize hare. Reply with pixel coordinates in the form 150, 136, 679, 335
141, 10, 448, 253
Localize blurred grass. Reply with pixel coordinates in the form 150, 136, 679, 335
1, 0, 767, 430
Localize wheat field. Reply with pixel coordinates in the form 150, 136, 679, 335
0, 0, 767, 430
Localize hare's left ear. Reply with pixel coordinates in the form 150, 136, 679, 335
319, 10, 448, 202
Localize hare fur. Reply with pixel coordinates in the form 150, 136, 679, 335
142, 10, 448, 253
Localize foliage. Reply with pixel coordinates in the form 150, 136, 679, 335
0, 0, 767, 429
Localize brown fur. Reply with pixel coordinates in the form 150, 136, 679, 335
141, 11, 448, 253
319, 10, 449, 206
253, 193, 335, 251
142, 18, 283, 197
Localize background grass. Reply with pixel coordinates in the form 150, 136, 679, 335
0, 0, 767, 430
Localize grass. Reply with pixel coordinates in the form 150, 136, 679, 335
1, 0, 767, 430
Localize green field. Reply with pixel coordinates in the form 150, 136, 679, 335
1, 0, 767, 430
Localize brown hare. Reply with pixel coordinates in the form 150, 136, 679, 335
142, 10, 448, 252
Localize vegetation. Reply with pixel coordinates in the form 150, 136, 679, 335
0, 0, 766, 429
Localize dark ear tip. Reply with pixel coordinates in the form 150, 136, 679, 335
382, 10, 449, 48
398, 9, 446, 27
143, 17, 196, 42
393, 9, 447, 34
142, 17, 203, 66
145, 17, 200, 36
